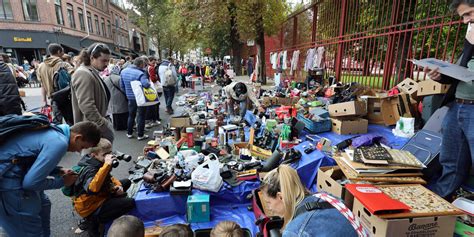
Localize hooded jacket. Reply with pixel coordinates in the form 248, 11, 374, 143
72, 155, 122, 218
37, 56, 74, 98
0, 61, 22, 116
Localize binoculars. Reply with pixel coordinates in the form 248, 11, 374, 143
111, 151, 132, 168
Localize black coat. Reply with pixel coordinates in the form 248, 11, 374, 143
439, 39, 473, 106
0, 62, 22, 116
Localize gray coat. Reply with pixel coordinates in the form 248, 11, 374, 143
104, 73, 128, 114
71, 65, 114, 143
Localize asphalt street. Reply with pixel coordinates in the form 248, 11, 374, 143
19, 86, 176, 236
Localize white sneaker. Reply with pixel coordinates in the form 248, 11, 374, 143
137, 135, 149, 141
145, 123, 153, 129
126, 134, 134, 139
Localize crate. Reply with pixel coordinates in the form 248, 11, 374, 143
297, 113, 332, 134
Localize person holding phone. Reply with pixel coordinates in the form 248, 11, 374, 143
424, 0, 474, 199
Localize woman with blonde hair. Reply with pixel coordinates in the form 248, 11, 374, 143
261, 165, 358, 237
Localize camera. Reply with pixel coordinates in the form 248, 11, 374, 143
111, 151, 132, 168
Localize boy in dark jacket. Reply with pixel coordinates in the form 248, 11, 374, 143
70, 138, 135, 237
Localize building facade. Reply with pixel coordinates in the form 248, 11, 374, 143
0, 0, 146, 64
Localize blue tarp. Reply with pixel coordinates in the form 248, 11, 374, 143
133, 124, 409, 234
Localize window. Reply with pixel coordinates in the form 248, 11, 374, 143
66, 4, 75, 29
104, 0, 108, 11
22, 0, 39, 21
107, 20, 111, 38
94, 15, 100, 35
115, 15, 119, 28
101, 18, 106, 37
55, 0, 64, 25
93, 0, 96, 6
0, 0, 13, 20
78, 8, 85, 31
87, 11, 93, 33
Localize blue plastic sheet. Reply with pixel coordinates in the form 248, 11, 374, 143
134, 124, 408, 234
309, 124, 410, 149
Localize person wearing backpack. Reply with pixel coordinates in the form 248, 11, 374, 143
104, 65, 129, 131
37, 43, 74, 124
0, 54, 22, 116
158, 57, 178, 114
0, 118, 102, 237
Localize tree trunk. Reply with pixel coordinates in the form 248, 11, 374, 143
227, 1, 242, 76
255, 8, 266, 84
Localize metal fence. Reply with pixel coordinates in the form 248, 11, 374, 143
266, 0, 465, 89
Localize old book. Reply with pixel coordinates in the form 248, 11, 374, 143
358, 146, 393, 165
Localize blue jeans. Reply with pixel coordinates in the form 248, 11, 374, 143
0, 191, 51, 237
163, 86, 176, 110
127, 100, 146, 137
431, 102, 474, 198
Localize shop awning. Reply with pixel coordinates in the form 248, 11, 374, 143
61, 44, 81, 54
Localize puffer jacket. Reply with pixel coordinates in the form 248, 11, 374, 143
0, 62, 22, 115
72, 155, 122, 218
37, 56, 73, 98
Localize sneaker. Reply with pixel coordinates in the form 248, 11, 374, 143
145, 123, 153, 129
137, 135, 149, 141
126, 134, 134, 139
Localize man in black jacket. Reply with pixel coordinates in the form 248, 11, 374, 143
425, 0, 474, 199
0, 54, 22, 116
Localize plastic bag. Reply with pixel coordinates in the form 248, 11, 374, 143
392, 117, 415, 138
191, 159, 223, 192
130, 81, 159, 107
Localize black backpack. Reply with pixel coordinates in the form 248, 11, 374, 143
0, 114, 61, 178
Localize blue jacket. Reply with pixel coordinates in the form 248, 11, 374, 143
120, 65, 151, 100
283, 195, 358, 237
0, 124, 70, 191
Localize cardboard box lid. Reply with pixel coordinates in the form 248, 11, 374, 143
328, 101, 367, 117
397, 78, 419, 95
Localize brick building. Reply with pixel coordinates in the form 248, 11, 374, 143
0, 0, 147, 64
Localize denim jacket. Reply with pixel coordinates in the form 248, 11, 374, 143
283, 195, 358, 237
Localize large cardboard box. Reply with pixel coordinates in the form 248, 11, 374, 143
328, 101, 367, 117
317, 166, 353, 206
170, 117, 191, 128
418, 79, 450, 96
276, 97, 300, 106
331, 118, 368, 135
365, 96, 400, 126
353, 198, 457, 237
397, 78, 418, 98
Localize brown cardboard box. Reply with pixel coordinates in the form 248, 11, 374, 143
397, 93, 416, 117
170, 117, 191, 128
276, 97, 300, 106
353, 198, 457, 237
262, 97, 278, 107
365, 96, 400, 126
397, 78, 418, 98
418, 79, 450, 96
19, 90, 26, 97
331, 118, 368, 135
328, 101, 367, 117
317, 166, 353, 206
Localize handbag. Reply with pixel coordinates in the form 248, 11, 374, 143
130, 81, 159, 107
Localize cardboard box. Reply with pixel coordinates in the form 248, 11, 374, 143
262, 97, 278, 107
397, 93, 416, 117
397, 78, 418, 97
276, 97, 300, 106
328, 101, 367, 117
353, 198, 457, 237
187, 194, 210, 223
418, 79, 450, 96
331, 118, 368, 135
317, 166, 353, 206
170, 117, 191, 128
365, 96, 400, 126
19, 90, 26, 97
